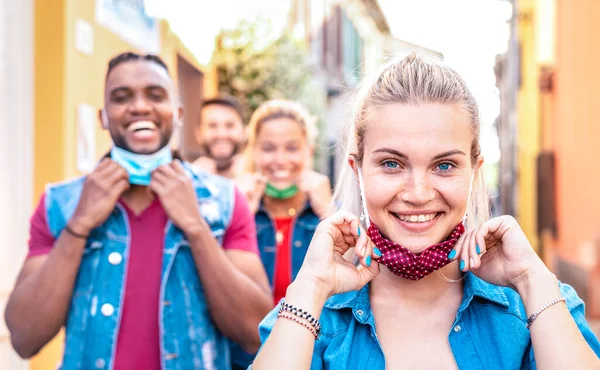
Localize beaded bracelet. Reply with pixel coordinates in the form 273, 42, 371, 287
277, 312, 319, 339
279, 300, 322, 331
526, 297, 567, 329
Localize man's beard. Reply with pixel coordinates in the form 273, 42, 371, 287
203, 142, 242, 172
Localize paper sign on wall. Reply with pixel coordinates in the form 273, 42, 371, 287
77, 104, 97, 173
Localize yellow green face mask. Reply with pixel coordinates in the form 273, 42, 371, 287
264, 183, 299, 199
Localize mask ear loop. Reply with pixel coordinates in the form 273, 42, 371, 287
462, 169, 476, 227
357, 166, 371, 228
438, 168, 476, 283
351, 166, 371, 266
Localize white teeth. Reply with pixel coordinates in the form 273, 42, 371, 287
272, 170, 291, 179
128, 121, 156, 132
397, 213, 437, 223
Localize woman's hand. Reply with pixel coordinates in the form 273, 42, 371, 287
294, 211, 381, 301
449, 215, 550, 291
235, 172, 268, 214
298, 170, 333, 219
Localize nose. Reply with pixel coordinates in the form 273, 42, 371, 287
129, 95, 152, 115
400, 171, 436, 205
274, 149, 289, 166
215, 126, 230, 139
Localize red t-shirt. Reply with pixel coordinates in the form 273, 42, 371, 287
27, 188, 258, 369
272, 217, 293, 304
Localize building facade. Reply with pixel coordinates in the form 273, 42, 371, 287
0, 0, 34, 367
289, 0, 441, 184
2, 1, 217, 368
507, 0, 600, 322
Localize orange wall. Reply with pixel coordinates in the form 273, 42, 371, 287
552, 0, 600, 263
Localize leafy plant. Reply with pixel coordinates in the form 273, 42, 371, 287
211, 19, 325, 122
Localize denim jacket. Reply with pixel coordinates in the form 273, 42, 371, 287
255, 200, 320, 286
231, 201, 320, 368
45, 162, 235, 370
255, 273, 600, 369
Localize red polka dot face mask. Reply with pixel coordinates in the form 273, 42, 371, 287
357, 166, 472, 280
367, 221, 465, 280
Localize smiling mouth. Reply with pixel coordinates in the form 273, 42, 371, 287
270, 170, 293, 180
392, 212, 441, 223
127, 121, 157, 133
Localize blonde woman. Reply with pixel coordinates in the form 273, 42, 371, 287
231, 100, 332, 369
250, 55, 600, 369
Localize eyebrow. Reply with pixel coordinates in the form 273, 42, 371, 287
371, 148, 466, 160
431, 149, 467, 160
109, 84, 168, 95
372, 148, 408, 159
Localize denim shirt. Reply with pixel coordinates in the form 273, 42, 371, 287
255, 273, 600, 369
45, 162, 235, 370
255, 200, 320, 286
231, 201, 320, 368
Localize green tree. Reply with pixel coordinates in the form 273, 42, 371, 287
211, 19, 325, 122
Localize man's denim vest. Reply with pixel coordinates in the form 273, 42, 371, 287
44, 163, 235, 370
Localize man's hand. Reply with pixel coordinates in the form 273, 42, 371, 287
150, 161, 205, 237
69, 158, 130, 236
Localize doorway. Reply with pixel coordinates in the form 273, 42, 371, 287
176, 55, 204, 161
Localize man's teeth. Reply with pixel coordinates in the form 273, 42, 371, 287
397, 213, 437, 223
128, 121, 156, 132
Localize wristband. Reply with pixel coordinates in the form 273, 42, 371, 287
65, 224, 89, 239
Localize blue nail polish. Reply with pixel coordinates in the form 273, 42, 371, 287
448, 250, 457, 259
373, 247, 382, 257
459, 260, 465, 271
476, 245, 481, 254
358, 227, 361, 236
366, 255, 372, 267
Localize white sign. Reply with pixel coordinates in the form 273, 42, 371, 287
75, 19, 94, 55
96, 0, 160, 53
77, 104, 97, 173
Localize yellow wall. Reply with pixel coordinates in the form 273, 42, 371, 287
31, 0, 215, 368
32, 1, 68, 364
516, 0, 541, 250
34, 0, 68, 199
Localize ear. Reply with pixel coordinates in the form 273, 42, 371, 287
195, 108, 204, 145
175, 103, 184, 128
474, 155, 484, 171
98, 108, 108, 130
348, 154, 359, 180
307, 144, 315, 158
304, 144, 315, 169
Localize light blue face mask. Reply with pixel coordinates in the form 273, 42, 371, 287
110, 145, 173, 185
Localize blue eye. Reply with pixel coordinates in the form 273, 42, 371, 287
437, 162, 452, 171
383, 161, 398, 169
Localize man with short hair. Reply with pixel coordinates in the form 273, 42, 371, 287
5, 52, 272, 369
194, 96, 247, 179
